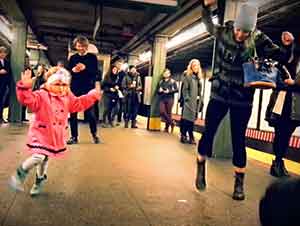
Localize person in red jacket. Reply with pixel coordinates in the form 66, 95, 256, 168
9, 67, 101, 196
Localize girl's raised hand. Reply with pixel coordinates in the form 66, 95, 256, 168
21, 69, 33, 86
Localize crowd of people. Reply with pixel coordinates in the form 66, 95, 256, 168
1, 0, 300, 224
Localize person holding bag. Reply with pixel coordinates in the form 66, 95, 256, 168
265, 33, 300, 178
196, 0, 294, 201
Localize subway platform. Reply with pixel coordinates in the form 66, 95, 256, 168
0, 119, 298, 226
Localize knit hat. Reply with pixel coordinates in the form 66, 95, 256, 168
46, 68, 70, 85
234, 3, 258, 32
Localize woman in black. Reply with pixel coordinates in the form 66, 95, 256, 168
101, 65, 120, 127
33, 65, 47, 91
266, 33, 300, 178
196, 0, 294, 201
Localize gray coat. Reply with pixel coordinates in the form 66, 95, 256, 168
181, 73, 203, 122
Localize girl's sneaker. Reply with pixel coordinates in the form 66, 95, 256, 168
30, 175, 47, 196
9, 166, 28, 192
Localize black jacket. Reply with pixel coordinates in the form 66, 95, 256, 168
101, 73, 120, 99
68, 53, 99, 96
266, 54, 300, 126
0, 58, 12, 85
202, 5, 294, 107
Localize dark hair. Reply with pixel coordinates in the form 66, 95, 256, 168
259, 178, 300, 226
73, 35, 89, 47
129, 65, 136, 70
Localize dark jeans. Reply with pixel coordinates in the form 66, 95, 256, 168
180, 118, 194, 140
103, 96, 118, 123
159, 98, 174, 128
273, 121, 297, 160
198, 98, 252, 168
70, 105, 97, 138
117, 99, 124, 122
0, 82, 8, 121
124, 95, 139, 122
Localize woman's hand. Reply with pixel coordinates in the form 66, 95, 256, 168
281, 31, 294, 46
21, 69, 33, 86
204, 0, 216, 7
0, 69, 7, 75
284, 78, 295, 86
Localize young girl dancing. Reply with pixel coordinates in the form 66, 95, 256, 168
9, 67, 101, 196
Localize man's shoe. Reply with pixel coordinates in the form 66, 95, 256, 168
0, 118, 8, 124
124, 121, 129, 128
180, 135, 188, 144
92, 135, 100, 144
131, 120, 138, 128
67, 137, 78, 145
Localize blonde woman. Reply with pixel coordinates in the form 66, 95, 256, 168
180, 59, 203, 144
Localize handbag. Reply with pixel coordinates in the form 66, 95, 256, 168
243, 58, 280, 89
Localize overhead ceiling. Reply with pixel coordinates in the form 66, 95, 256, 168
165, 0, 300, 74
16, 0, 182, 64
5, 0, 300, 71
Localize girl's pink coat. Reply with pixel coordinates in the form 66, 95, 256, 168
16, 81, 100, 157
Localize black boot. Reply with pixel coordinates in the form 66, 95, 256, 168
232, 172, 245, 201
92, 134, 100, 144
189, 136, 196, 145
270, 159, 290, 178
124, 120, 129, 128
195, 160, 206, 191
131, 120, 138, 128
180, 135, 188, 144
67, 137, 78, 145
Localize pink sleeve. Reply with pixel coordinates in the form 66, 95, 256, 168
68, 89, 101, 113
16, 81, 41, 112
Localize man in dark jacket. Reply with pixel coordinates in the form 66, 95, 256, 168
67, 36, 101, 144
195, 0, 294, 201
122, 65, 142, 128
0, 46, 12, 123
266, 33, 300, 178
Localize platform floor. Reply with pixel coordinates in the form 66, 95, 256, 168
0, 119, 294, 226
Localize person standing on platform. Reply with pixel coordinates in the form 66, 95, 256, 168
122, 65, 142, 128
266, 32, 300, 178
67, 35, 101, 145
33, 65, 47, 91
101, 65, 120, 127
158, 68, 178, 133
180, 59, 203, 144
0, 46, 12, 124
114, 59, 126, 125
195, 0, 294, 200
9, 68, 101, 196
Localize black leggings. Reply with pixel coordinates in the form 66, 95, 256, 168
273, 121, 297, 160
180, 119, 194, 139
198, 98, 252, 168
